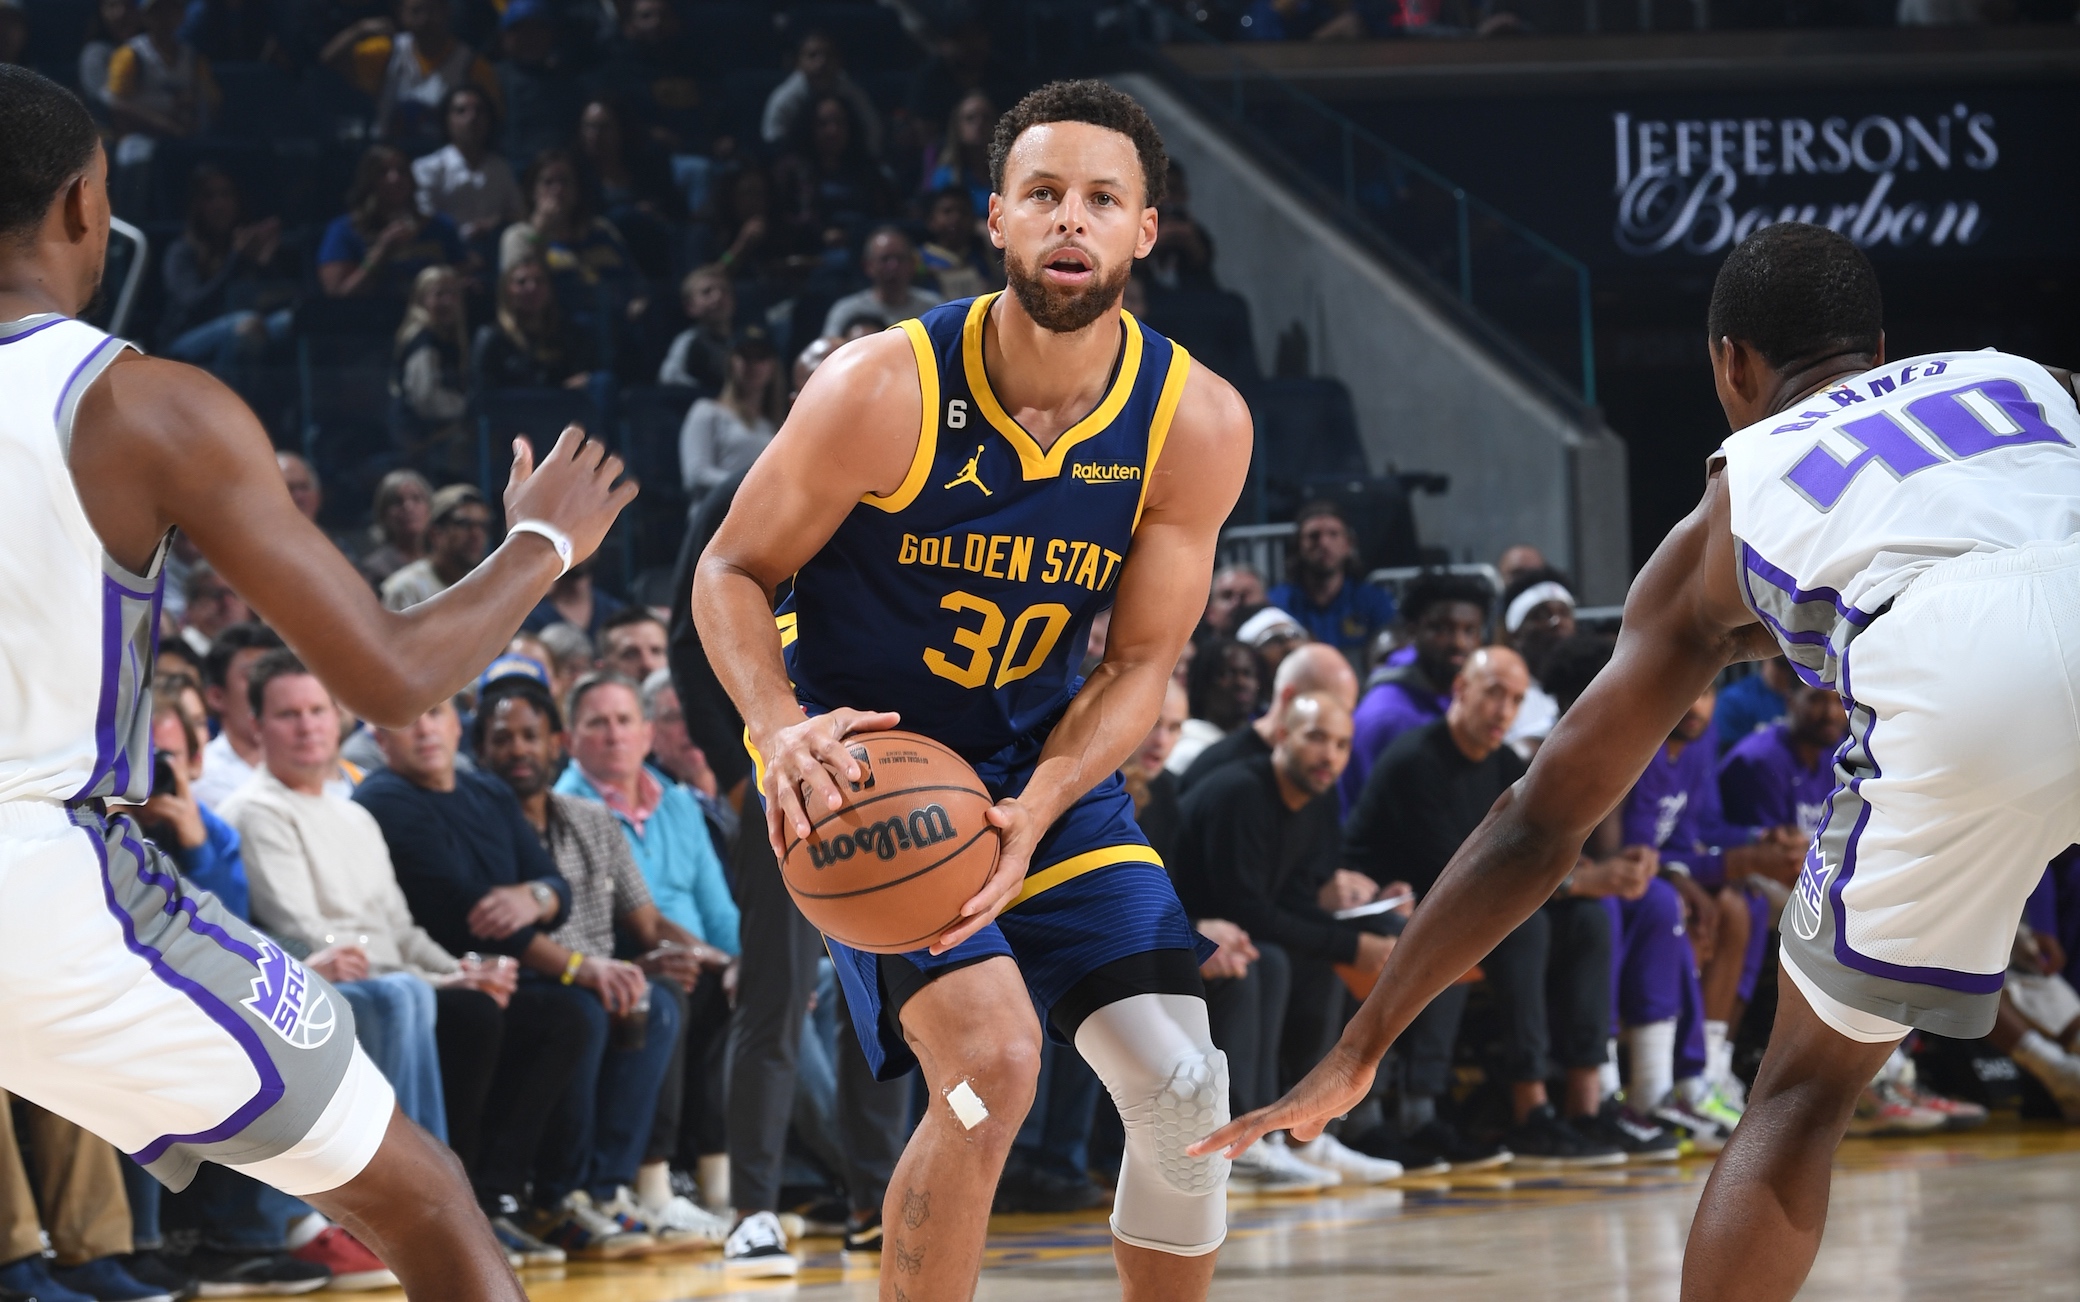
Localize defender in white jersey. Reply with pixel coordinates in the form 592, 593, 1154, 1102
1198, 222, 2080, 1301
0, 67, 632, 1300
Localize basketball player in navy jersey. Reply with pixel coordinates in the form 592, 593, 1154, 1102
696, 82, 1253, 1298
0, 66, 631, 1301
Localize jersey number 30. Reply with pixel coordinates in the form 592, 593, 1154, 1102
1784, 380, 2070, 512
924, 592, 1073, 690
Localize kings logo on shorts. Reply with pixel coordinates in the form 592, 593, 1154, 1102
1790, 844, 1832, 943
241, 937, 338, 1050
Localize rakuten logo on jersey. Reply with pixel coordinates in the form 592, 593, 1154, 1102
1610, 106, 1996, 258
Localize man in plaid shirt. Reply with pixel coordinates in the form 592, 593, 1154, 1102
475, 672, 736, 1248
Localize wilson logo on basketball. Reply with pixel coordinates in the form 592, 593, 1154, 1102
808, 804, 958, 868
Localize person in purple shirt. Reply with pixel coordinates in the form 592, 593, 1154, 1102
1615, 688, 1803, 1140
1717, 675, 1844, 1033
1339, 571, 1490, 812
1719, 677, 1844, 838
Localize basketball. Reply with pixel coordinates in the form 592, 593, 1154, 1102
779, 730, 1000, 954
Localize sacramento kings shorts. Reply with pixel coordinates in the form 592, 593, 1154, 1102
0, 801, 393, 1193
1781, 537, 2080, 1042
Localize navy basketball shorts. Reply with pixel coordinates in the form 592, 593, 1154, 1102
821, 758, 1212, 1082
0, 803, 393, 1193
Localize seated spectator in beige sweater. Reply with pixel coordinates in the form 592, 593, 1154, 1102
221, 651, 460, 980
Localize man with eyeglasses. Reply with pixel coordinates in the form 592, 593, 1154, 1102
382, 485, 493, 611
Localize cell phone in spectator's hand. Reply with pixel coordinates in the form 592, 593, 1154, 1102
152, 753, 179, 797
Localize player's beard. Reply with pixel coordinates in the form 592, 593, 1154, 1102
1004, 245, 1131, 335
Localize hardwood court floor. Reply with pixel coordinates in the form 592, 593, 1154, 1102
338, 1122, 2080, 1301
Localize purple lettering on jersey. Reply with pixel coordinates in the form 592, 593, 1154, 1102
1783, 410, 1943, 510
1907, 380, 2071, 460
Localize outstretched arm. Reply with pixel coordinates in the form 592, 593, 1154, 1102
1193, 470, 1762, 1156
71, 355, 633, 727
931, 365, 1252, 952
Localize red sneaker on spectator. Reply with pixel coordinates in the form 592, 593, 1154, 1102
289, 1227, 399, 1292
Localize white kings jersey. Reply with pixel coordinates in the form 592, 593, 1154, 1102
0, 314, 156, 805
1714, 349, 2080, 690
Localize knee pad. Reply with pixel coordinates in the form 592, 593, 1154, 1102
1073, 993, 1229, 1257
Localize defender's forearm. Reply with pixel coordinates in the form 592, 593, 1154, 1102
1338, 792, 1583, 1063
362, 538, 563, 723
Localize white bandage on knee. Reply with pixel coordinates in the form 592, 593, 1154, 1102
1073, 993, 1229, 1257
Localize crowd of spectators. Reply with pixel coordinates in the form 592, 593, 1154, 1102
3, 0, 1036, 573
16, 435, 2080, 1299
9, 3, 2080, 1291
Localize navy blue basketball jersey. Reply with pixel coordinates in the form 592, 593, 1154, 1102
780, 292, 1192, 763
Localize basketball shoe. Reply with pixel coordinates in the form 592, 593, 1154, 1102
1293, 1132, 1405, 1184
722, 1211, 799, 1278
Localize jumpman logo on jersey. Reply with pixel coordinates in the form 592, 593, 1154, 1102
943, 445, 993, 496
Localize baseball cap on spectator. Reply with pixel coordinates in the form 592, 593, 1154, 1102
472, 668, 564, 748
501, 0, 551, 28
733, 323, 777, 360
477, 653, 550, 696
429, 483, 485, 526
1236, 606, 1306, 649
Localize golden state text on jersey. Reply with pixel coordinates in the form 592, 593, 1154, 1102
780, 293, 1191, 762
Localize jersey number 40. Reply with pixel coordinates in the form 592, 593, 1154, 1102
1784, 380, 2070, 512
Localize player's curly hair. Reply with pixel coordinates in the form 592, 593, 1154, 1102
988, 80, 1168, 208
1707, 223, 1883, 372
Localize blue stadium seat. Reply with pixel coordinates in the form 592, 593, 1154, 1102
617, 385, 695, 574
683, 5, 782, 75
782, 4, 923, 71
475, 386, 610, 483
296, 296, 408, 517
1142, 287, 1261, 387
21, 0, 97, 86
208, 62, 307, 142
717, 68, 787, 144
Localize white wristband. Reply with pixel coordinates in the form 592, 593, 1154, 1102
508, 519, 574, 577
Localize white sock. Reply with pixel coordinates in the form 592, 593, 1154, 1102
1599, 1039, 1622, 1100
1624, 1019, 1678, 1109
1704, 1020, 1730, 1087
285, 1212, 329, 1250
697, 1153, 731, 1212
1399, 1093, 1437, 1132
636, 1160, 673, 1209
2014, 1029, 2067, 1073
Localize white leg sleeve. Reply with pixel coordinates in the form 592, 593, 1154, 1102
1073, 993, 1229, 1257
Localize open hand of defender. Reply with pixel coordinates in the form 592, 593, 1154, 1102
756, 707, 901, 856
1189, 1042, 1378, 1160
503, 425, 640, 567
